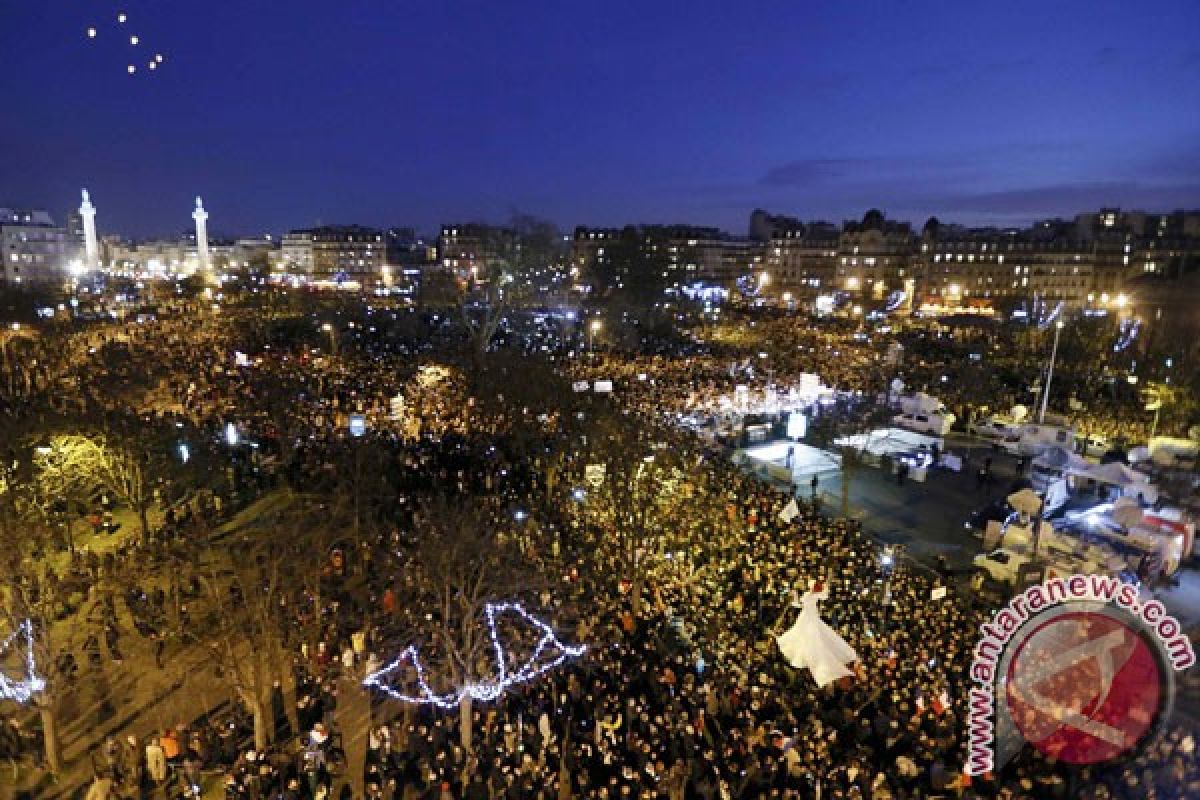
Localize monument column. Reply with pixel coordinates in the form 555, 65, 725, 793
192, 196, 211, 273
79, 189, 99, 269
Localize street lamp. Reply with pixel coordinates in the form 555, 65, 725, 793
320, 322, 338, 356
880, 546, 897, 634
589, 319, 602, 351
1038, 318, 1064, 424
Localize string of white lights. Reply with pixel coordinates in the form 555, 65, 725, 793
0, 620, 46, 704
363, 601, 586, 709
1113, 318, 1140, 352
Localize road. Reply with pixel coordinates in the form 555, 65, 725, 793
803, 433, 1200, 629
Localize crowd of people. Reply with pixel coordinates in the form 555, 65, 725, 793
0, 297, 1196, 800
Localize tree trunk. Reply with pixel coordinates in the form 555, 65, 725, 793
137, 505, 150, 543
839, 448, 853, 518
250, 694, 270, 752
337, 676, 371, 800
280, 664, 301, 743
39, 702, 62, 775
460, 694, 473, 752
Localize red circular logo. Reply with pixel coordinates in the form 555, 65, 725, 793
1005, 610, 1164, 765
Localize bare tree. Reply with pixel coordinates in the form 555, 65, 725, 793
34, 433, 155, 541
581, 419, 696, 615
0, 326, 39, 401
0, 458, 72, 774
458, 216, 560, 372
198, 543, 290, 753
393, 497, 545, 753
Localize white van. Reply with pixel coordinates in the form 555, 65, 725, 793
1148, 437, 1199, 470
1001, 424, 1076, 457
893, 410, 955, 436
969, 415, 1021, 442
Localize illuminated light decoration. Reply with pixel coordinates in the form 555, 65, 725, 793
363, 602, 586, 709
0, 621, 46, 704
735, 274, 761, 299
884, 290, 906, 313
1036, 300, 1064, 331
1113, 318, 1140, 353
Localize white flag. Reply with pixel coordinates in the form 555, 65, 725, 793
779, 498, 799, 523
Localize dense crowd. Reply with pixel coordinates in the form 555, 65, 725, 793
0, 300, 1196, 800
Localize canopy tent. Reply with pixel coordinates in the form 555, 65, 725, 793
1066, 460, 1159, 505
740, 441, 842, 482
833, 427, 944, 459
1032, 446, 1089, 472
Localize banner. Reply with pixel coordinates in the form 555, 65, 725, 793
585, 464, 606, 487
779, 498, 799, 522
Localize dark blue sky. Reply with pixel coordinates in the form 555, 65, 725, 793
3, 1, 1199, 238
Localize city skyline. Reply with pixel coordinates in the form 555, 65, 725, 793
2, 1, 1199, 237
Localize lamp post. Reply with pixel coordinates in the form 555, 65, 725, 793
589, 319, 602, 352
880, 546, 897, 635
321, 323, 338, 357
1038, 319, 1064, 424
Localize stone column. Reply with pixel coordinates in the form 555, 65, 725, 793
192, 196, 211, 273
80, 189, 99, 269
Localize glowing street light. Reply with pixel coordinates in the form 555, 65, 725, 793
320, 322, 338, 356
588, 319, 602, 351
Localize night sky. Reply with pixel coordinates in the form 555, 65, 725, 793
3, 1, 1199, 238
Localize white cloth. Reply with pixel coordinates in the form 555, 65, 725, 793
776, 589, 859, 687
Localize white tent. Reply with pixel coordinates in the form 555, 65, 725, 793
1068, 461, 1159, 504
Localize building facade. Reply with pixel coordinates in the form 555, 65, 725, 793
750, 207, 1200, 313
764, 223, 840, 295
281, 225, 386, 282
437, 224, 516, 280
0, 208, 73, 285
